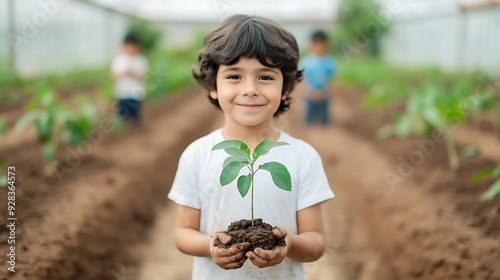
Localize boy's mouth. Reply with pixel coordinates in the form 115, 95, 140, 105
237, 104, 264, 108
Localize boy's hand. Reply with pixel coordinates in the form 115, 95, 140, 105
210, 232, 250, 270
245, 227, 291, 268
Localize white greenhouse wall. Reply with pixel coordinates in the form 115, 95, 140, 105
381, 6, 500, 76
0, 0, 130, 77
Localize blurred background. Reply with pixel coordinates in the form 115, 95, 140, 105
0, 0, 499, 279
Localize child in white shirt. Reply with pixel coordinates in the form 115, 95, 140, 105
111, 32, 148, 125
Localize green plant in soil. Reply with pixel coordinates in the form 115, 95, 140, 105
376, 83, 477, 171
212, 139, 292, 226
14, 87, 97, 169
0, 117, 6, 135
0, 161, 7, 188
211, 139, 292, 250
471, 163, 500, 201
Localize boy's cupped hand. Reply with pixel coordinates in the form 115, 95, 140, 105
246, 226, 290, 268
210, 232, 250, 270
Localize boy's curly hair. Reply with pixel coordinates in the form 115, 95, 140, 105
193, 14, 303, 116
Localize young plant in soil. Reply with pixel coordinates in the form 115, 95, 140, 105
211, 139, 292, 251
471, 163, 500, 201
15, 87, 97, 173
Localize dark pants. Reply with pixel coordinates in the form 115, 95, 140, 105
117, 99, 141, 123
304, 98, 330, 126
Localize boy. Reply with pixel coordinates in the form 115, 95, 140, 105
111, 32, 148, 125
301, 31, 337, 126
168, 15, 334, 279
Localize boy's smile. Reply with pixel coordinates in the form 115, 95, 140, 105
210, 57, 284, 130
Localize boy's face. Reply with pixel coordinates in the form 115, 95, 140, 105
210, 57, 284, 128
310, 40, 328, 56
124, 43, 140, 55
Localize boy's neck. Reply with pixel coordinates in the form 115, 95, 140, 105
221, 120, 280, 150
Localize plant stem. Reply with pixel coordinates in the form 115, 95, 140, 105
251, 165, 255, 227
444, 126, 459, 171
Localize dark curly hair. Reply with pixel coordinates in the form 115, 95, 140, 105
192, 14, 303, 116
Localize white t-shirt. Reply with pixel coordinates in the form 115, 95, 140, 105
111, 52, 148, 100
168, 129, 334, 280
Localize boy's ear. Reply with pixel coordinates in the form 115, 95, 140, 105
281, 92, 289, 101
209, 90, 218, 100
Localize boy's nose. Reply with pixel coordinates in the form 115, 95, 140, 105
242, 80, 259, 96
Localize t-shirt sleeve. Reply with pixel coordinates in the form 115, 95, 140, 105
167, 147, 201, 209
297, 147, 335, 211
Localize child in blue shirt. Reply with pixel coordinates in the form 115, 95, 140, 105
301, 31, 337, 126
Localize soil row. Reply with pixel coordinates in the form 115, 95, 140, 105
0, 91, 219, 280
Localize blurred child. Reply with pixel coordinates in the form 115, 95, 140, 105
301, 31, 337, 126
168, 15, 334, 279
111, 32, 148, 126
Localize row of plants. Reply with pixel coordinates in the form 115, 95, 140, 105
337, 58, 500, 200
0, 67, 110, 108
0, 22, 205, 185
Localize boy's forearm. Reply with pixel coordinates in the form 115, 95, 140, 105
175, 228, 211, 257
287, 231, 326, 262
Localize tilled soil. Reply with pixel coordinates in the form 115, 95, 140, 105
1, 85, 499, 280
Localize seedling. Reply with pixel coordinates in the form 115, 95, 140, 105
471, 163, 500, 201
0, 161, 7, 188
0, 117, 6, 135
212, 139, 292, 226
15, 88, 97, 166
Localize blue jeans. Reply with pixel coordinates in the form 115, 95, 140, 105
117, 99, 141, 123
304, 98, 330, 126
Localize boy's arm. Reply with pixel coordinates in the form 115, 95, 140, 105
245, 203, 327, 267
175, 205, 250, 269
174, 205, 211, 256
127, 57, 148, 81
287, 203, 326, 261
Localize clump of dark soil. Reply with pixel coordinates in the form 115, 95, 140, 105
214, 218, 286, 251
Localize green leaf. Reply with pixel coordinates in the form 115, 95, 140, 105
26, 100, 38, 110
394, 115, 411, 137
237, 174, 252, 197
212, 140, 249, 152
481, 179, 500, 201
252, 140, 289, 161
0, 174, 7, 188
39, 88, 56, 107
259, 161, 292, 191
225, 148, 251, 162
42, 142, 57, 162
471, 169, 493, 182
65, 118, 88, 146
423, 107, 445, 128
220, 161, 247, 186
14, 110, 40, 133
462, 145, 481, 158
492, 164, 500, 177
35, 112, 52, 144
0, 117, 6, 135
222, 156, 248, 168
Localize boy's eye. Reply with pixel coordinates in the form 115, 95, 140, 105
259, 76, 274, 81
226, 75, 240, 80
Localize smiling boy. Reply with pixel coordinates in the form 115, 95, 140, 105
167, 15, 334, 280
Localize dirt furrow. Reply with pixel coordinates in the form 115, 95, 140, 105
2, 92, 219, 280
287, 89, 500, 280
